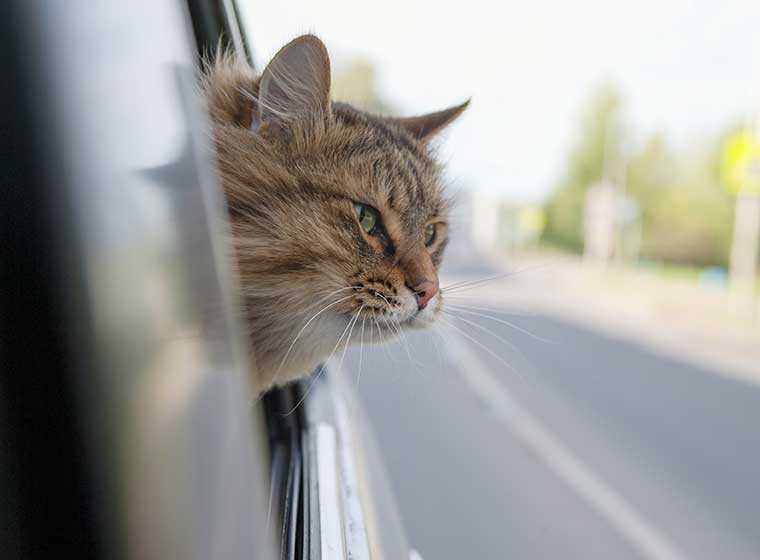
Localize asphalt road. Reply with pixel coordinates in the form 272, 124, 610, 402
342, 244, 760, 560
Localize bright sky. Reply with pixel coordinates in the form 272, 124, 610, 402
239, 0, 760, 202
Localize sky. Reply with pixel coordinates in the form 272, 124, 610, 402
239, 0, 760, 202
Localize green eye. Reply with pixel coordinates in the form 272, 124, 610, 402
354, 203, 378, 234
424, 223, 436, 246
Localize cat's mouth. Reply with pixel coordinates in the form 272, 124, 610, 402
345, 285, 441, 336
389, 293, 441, 329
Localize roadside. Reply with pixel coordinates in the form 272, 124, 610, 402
441, 249, 760, 386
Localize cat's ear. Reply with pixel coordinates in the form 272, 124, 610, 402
252, 35, 331, 137
387, 100, 470, 142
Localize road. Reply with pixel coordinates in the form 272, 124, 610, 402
342, 242, 760, 560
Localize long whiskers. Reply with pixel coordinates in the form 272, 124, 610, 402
438, 315, 522, 378
373, 315, 400, 364
373, 293, 424, 368
336, 305, 365, 384
444, 303, 555, 344
442, 309, 526, 357
392, 316, 430, 374
302, 285, 361, 313
271, 292, 356, 384
285, 305, 364, 415
442, 299, 535, 318
356, 315, 367, 386
441, 262, 555, 294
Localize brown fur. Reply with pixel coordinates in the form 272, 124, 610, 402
202, 35, 467, 393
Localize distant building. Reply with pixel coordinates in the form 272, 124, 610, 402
460, 190, 546, 252
583, 180, 618, 264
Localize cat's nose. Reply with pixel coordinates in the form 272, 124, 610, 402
413, 279, 438, 311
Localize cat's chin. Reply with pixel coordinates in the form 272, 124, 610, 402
406, 294, 442, 329
252, 310, 443, 395
400, 312, 439, 331
393, 299, 442, 331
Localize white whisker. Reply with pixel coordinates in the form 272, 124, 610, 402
356, 315, 367, 386
303, 286, 360, 312
429, 324, 448, 371
373, 294, 421, 367
272, 293, 355, 384
443, 299, 535, 317
375, 315, 403, 366
445, 305, 555, 344
337, 305, 365, 381
438, 315, 522, 377
441, 262, 555, 294
392, 316, 429, 375
285, 306, 363, 415
442, 310, 525, 356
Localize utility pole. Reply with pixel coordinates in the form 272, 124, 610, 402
722, 123, 760, 323
729, 194, 760, 321
584, 113, 621, 266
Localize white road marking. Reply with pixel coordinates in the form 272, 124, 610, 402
444, 328, 688, 560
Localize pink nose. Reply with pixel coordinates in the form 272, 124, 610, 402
413, 280, 439, 310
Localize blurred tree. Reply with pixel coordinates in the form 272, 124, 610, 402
331, 59, 393, 115
544, 82, 736, 267
628, 133, 735, 266
543, 84, 624, 251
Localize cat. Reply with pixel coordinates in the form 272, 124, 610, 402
203, 35, 468, 394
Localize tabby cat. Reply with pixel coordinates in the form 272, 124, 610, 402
203, 35, 468, 394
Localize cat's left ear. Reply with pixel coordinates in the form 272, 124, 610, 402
252, 34, 332, 138
387, 99, 470, 142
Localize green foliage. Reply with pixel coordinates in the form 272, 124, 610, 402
627, 134, 735, 266
543, 84, 623, 251
543, 82, 738, 267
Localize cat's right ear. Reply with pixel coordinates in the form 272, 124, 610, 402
251, 35, 332, 139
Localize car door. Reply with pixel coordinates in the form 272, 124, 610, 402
2, 1, 414, 559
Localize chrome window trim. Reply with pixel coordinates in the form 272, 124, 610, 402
219, 0, 248, 59
315, 423, 347, 560
332, 387, 372, 560
303, 369, 412, 559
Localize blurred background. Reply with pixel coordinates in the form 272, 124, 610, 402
240, 2, 760, 559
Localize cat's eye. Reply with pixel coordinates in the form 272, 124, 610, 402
354, 203, 378, 234
424, 223, 436, 246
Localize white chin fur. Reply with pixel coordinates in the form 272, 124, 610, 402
394, 292, 440, 329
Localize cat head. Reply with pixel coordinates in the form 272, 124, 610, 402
204, 35, 468, 391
